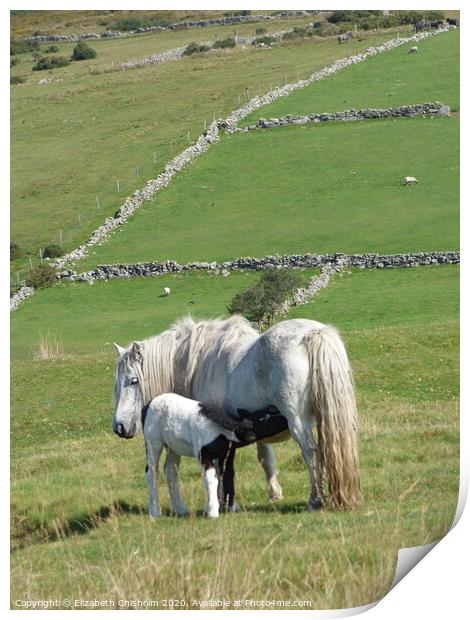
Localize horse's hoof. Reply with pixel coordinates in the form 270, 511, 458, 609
205, 511, 219, 519
149, 511, 162, 518
268, 479, 283, 501
307, 498, 324, 511
176, 510, 189, 517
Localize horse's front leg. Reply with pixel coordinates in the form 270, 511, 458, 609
164, 450, 189, 516
146, 440, 164, 517
256, 442, 283, 501
201, 459, 220, 518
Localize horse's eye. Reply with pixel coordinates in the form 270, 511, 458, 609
130, 378, 139, 385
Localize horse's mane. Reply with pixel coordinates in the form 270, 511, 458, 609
118, 315, 258, 405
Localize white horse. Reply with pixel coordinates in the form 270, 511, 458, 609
163, 287, 171, 296
144, 393, 288, 518
113, 316, 361, 510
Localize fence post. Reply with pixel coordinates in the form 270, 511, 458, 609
29, 257, 33, 269
96, 196, 100, 210
17, 271, 20, 286
39, 248, 43, 261
153, 152, 157, 164
204, 119, 207, 130
78, 215, 81, 228
116, 180, 120, 193
187, 131, 190, 142
59, 229, 63, 243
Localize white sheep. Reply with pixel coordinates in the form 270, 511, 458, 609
408, 46, 418, 54
163, 287, 171, 296
404, 176, 418, 185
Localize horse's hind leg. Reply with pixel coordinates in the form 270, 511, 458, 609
146, 440, 164, 517
164, 450, 189, 517
256, 443, 283, 501
289, 417, 325, 511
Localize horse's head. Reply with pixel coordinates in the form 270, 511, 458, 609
113, 342, 145, 439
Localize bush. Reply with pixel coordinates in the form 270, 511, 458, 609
10, 38, 40, 55
183, 42, 211, 56
43, 244, 64, 259
228, 269, 301, 326
71, 42, 97, 61
10, 76, 26, 85
10, 58, 19, 67
255, 27, 267, 35
212, 37, 236, 49
282, 26, 307, 41
25, 264, 57, 289
111, 15, 170, 31
32, 56, 70, 71
252, 35, 276, 47
45, 45, 59, 53
10, 242, 23, 260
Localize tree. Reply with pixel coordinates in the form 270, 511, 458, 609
71, 42, 97, 61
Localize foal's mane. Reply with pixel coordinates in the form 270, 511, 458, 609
118, 315, 258, 405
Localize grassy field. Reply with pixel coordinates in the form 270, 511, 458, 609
242, 28, 460, 126
76, 115, 459, 268
10, 265, 459, 609
10, 10, 310, 37
10, 28, 405, 268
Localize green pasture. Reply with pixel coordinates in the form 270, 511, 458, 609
10, 270, 273, 359
77, 115, 459, 268
10, 265, 459, 608
242, 28, 460, 126
10, 28, 403, 264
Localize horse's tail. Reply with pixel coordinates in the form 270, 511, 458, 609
199, 403, 256, 443
303, 326, 362, 509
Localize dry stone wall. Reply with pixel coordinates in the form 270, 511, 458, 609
228, 102, 450, 132
58, 252, 460, 283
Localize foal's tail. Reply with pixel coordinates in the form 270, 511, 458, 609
303, 326, 362, 509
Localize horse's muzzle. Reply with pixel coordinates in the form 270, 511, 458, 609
114, 422, 136, 439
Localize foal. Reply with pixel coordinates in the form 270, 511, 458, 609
143, 393, 288, 518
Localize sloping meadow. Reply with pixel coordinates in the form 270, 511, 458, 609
11, 265, 459, 608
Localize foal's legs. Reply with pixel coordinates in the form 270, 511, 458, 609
219, 449, 240, 512
256, 443, 283, 501
201, 459, 220, 518
164, 449, 188, 516
288, 416, 325, 510
145, 440, 164, 517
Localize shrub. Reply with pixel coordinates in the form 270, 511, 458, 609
228, 269, 301, 326
71, 42, 97, 61
25, 264, 57, 289
282, 26, 307, 41
111, 15, 170, 31
32, 56, 70, 71
43, 243, 64, 259
10, 242, 23, 260
10, 58, 19, 67
45, 45, 59, 53
255, 27, 267, 35
212, 37, 236, 49
251, 35, 276, 47
183, 42, 211, 56
10, 76, 26, 85
10, 38, 40, 55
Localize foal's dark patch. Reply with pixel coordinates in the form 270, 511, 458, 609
199, 403, 255, 442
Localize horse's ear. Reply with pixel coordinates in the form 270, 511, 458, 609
114, 343, 126, 356
131, 341, 143, 365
